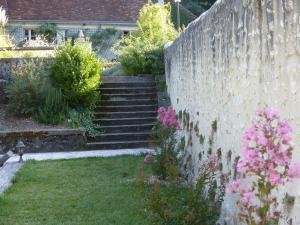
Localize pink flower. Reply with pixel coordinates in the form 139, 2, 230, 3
242, 191, 255, 206
226, 180, 249, 194
227, 107, 300, 223
268, 170, 282, 186
265, 107, 280, 120
288, 163, 300, 179
257, 136, 268, 146
144, 154, 154, 164
157, 107, 180, 129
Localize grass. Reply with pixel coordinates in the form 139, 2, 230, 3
0, 156, 151, 225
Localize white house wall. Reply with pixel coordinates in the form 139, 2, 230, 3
7, 22, 137, 43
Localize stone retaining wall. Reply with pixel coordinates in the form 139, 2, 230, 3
0, 129, 86, 154
164, 0, 300, 224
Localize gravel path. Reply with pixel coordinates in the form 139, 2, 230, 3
0, 148, 154, 194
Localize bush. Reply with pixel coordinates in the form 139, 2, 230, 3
50, 44, 103, 108
67, 108, 100, 137
36, 23, 57, 42
142, 155, 223, 225
141, 106, 225, 225
35, 88, 69, 125
151, 122, 179, 180
118, 39, 165, 75
151, 107, 181, 180
5, 60, 69, 125
102, 62, 128, 76
115, 3, 177, 75
5, 61, 48, 116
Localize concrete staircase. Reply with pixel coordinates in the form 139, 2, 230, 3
87, 76, 158, 150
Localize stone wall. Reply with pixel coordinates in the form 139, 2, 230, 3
0, 129, 86, 153
165, 0, 300, 224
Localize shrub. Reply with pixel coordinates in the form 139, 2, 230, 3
91, 28, 118, 48
36, 23, 57, 42
142, 155, 222, 225
115, 3, 177, 75
5, 60, 69, 125
141, 106, 225, 225
5, 61, 48, 116
227, 107, 300, 225
50, 43, 103, 108
67, 108, 100, 137
151, 107, 180, 180
35, 88, 69, 125
102, 62, 128, 76
118, 39, 165, 75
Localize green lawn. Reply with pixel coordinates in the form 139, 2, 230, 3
0, 156, 151, 225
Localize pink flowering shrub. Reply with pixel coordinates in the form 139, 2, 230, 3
227, 107, 300, 225
150, 107, 181, 180
158, 107, 180, 129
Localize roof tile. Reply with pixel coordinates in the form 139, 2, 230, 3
4, 0, 147, 23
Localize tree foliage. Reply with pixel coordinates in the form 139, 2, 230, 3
115, 3, 177, 75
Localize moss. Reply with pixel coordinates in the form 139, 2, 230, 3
226, 150, 232, 162
284, 193, 295, 206
178, 110, 183, 120
209, 136, 213, 146
178, 137, 186, 151
183, 110, 187, 127
219, 162, 223, 172
188, 133, 193, 147
199, 135, 205, 145
208, 147, 212, 155
198, 152, 202, 160
212, 120, 217, 133
189, 122, 194, 132
217, 148, 222, 160
233, 156, 240, 179
194, 123, 199, 136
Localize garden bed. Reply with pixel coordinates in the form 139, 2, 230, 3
0, 104, 65, 132
0, 156, 151, 225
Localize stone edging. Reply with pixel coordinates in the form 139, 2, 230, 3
0, 129, 86, 153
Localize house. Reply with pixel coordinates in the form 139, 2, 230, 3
1, 0, 149, 44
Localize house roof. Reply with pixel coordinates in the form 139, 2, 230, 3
4, 0, 147, 24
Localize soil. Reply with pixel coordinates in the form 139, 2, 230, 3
0, 104, 65, 132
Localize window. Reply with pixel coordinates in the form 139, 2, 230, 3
123, 31, 130, 36
24, 29, 37, 41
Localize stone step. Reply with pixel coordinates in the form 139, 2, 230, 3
98, 124, 154, 133
102, 75, 154, 83
94, 111, 157, 119
102, 93, 157, 100
94, 117, 157, 126
89, 132, 151, 142
100, 87, 156, 94
86, 140, 151, 150
96, 105, 158, 112
102, 82, 156, 88
100, 99, 157, 106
